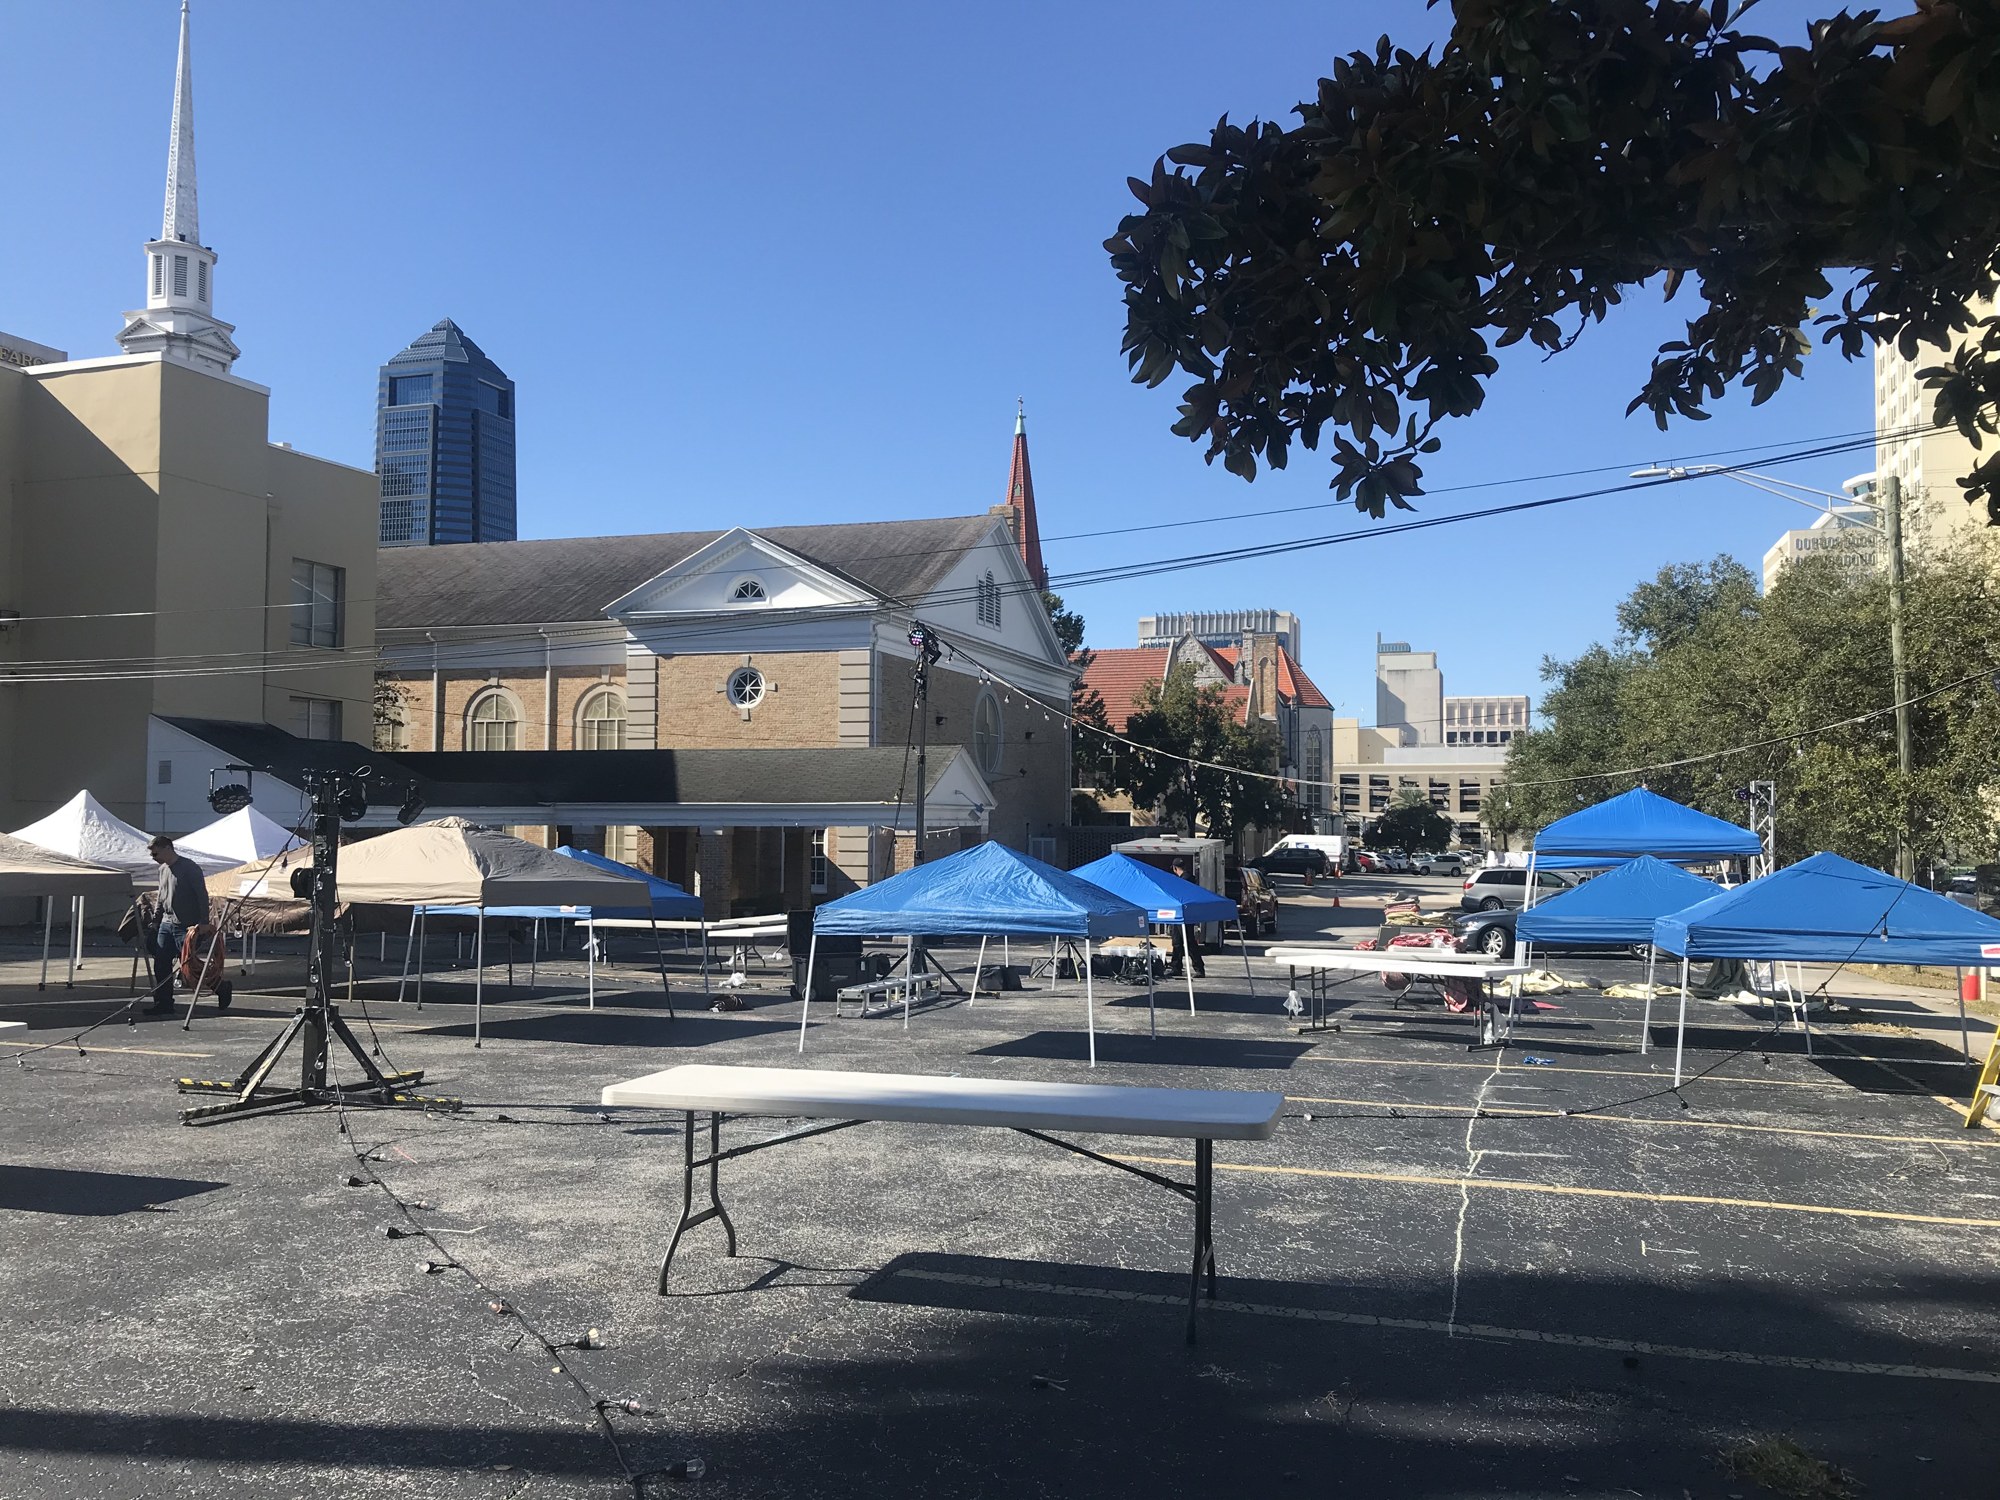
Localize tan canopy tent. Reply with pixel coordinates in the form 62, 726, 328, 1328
0, 832, 133, 990
333, 819, 660, 1044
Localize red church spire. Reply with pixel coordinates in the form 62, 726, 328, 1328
1005, 400, 1047, 591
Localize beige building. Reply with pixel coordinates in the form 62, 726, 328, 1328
1326, 717, 1507, 848
1876, 297, 2000, 561
0, 353, 379, 836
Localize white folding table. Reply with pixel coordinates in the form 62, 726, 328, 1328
602, 1063, 1284, 1342
1266, 946, 1533, 1047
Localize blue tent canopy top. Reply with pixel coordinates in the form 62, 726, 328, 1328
420, 847, 702, 921
1534, 787, 1764, 860
1516, 855, 1723, 945
812, 840, 1147, 939
1653, 851, 2000, 964
1067, 852, 1236, 926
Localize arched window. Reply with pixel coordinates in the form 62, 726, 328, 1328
577, 689, 626, 750
466, 689, 519, 752
973, 691, 1003, 774
976, 571, 1001, 628
730, 578, 767, 603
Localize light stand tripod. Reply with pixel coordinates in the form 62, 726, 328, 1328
178, 767, 459, 1125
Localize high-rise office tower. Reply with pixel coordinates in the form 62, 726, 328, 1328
376, 319, 516, 546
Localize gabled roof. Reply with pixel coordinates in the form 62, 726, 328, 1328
1077, 647, 1169, 732
377, 514, 1002, 630
1282, 652, 1332, 709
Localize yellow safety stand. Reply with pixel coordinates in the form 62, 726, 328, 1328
1964, 971, 1999, 1129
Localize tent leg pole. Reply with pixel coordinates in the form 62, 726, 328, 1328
396, 906, 416, 1004
1185, 934, 1196, 1016
971, 935, 986, 1005
474, 912, 485, 1049
650, 917, 674, 1018
700, 920, 711, 998
904, 934, 915, 1030
530, 919, 539, 996
1674, 956, 1690, 1089
1084, 940, 1097, 1068
68, 895, 80, 988
1952, 968, 1968, 1064
1147, 934, 1157, 1040
1641, 948, 1657, 1054
415, 910, 426, 1011
797, 933, 819, 1053
1237, 920, 1256, 998
38, 899, 51, 991
588, 923, 596, 1010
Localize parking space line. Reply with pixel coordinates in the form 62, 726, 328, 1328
1284, 1095, 2000, 1149
1111, 1154, 2000, 1228
1294, 1053, 1924, 1092
0, 1039, 210, 1059
889, 1268, 2000, 1385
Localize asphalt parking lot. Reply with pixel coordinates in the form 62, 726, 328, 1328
2, 886, 1995, 1500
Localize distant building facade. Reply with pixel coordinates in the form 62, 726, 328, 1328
1761, 479, 1887, 592
1442, 695, 1530, 747
1140, 609, 1301, 662
376, 320, 517, 547
1876, 296, 2000, 561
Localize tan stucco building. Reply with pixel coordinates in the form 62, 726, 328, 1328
0, 353, 378, 835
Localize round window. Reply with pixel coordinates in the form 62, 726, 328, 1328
727, 667, 766, 708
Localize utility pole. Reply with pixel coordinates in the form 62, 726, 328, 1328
907, 624, 942, 867
1883, 475, 1914, 882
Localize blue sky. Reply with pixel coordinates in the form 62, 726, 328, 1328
5, 0, 1882, 721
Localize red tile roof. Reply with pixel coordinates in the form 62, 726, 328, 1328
1281, 649, 1332, 709
1077, 647, 1169, 731
1219, 684, 1251, 726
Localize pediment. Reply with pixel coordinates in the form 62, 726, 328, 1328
602, 528, 875, 618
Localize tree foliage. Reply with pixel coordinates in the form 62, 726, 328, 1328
1117, 662, 1289, 839
1502, 547, 2000, 874
1109, 0, 2000, 522
1049, 590, 1112, 792
1368, 789, 1456, 852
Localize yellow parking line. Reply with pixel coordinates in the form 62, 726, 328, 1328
0, 1039, 210, 1059
1283, 1095, 2000, 1149
1294, 1053, 1917, 1092
1113, 1154, 2000, 1229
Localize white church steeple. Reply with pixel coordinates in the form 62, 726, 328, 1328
117, 1, 241, 374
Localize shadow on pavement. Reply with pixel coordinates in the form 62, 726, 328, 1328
0, 1163, 227, 1216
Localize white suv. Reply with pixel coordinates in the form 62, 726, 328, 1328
1417, 852, 1465, 875
1459, 867, 1575, 911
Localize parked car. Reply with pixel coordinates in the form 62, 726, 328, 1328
1416, 852, 1465, 875
1382, 850, 1412, 874
1458, 866, 1577, 912
1353, 850, 1383, 873
1236, 867, 1279, 935
1451, 907, 1642, 960
1251, 841, 1329, 879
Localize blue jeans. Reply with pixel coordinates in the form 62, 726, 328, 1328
150, 917, 185, 1006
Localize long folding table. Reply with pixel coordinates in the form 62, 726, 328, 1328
1265, 945, 1532, 1047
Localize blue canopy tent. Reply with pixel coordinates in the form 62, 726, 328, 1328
1069, 852, 1255, 1019
1650, 852, 2000, 1083
804, 840, 1148, 1066
402, 846, 709, 1009
1516, 856, 1722, 945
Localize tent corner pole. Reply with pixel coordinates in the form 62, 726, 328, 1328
904, 933, 915, 1030
1236, 918, 1256, 998
1641, 946, 1657, 1053
1146, 934, 1156, 1040
395, 906, 417, 1004
67, 893, 81, 987
474, 909, 485, 1049
38, 898, 52, 991
1673, 955, 1690, 1088
700, 919, 711, 997
649, 917, 674, 1018
970, 934, 986, 1005
587, 921, 596, 1010
1083, 938, 1096, 1068
1184, 927, 1196, 1016
796, 931, 819, 1053
1957, 967, 1970, 1061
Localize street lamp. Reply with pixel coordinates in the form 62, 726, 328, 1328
1632, 462, 1913, 880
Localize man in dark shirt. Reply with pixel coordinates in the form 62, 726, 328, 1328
1167, 858, 1206, 979
145, 835, 212, 1014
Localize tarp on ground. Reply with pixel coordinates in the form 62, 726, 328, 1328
1652, 851, 2000, 964
1516, 855, 1723, 945
180, 806, 305, 867
812, 839, 1147, 939
11, 790, 237, 879
1068, 852, 1235, 926
332, 818, 648, 908
0, 832, 134, 899
1532, 787, 1764, 861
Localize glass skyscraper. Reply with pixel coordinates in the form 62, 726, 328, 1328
376, 319, 517, 546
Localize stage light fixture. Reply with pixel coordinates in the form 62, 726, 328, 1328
206, 765, 255, 815
335, 784, 369, 823
907, 622, 941, 664
290, 865, 314, 899
396, 784, 426, 826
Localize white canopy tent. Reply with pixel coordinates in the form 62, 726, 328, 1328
10, 791, 234, 988
180, 806, 306, 867
334, 819, 663, 1045
0, 832, 131, 989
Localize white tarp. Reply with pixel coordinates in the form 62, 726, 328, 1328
333, 817, 647, 908
10, 790, 235, 881
180, 806, 305, 867
0, 832, 132, 899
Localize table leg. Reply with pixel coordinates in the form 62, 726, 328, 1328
660, 1109, 739, 1293
1186, 1137, 1216, 1344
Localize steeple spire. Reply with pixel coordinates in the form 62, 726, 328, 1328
118, 1, 240, 374
163, 1, 198, 244
1004, 401, 1047, 592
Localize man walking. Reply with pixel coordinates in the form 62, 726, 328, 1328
145, 834, 213, 1015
